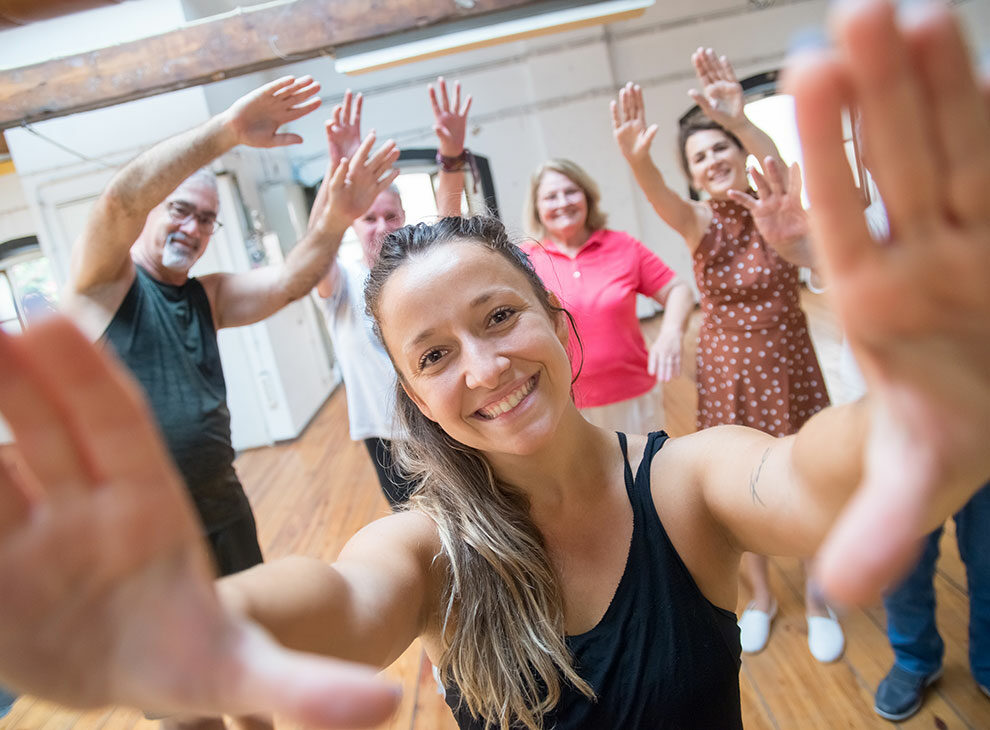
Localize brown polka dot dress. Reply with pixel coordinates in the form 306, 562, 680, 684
692, 198, 830, 436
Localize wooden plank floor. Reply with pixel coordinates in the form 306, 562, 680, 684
4, 291, 988, 729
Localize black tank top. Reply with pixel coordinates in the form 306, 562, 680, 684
444, 431, 742, 729
102, 266, 251, 531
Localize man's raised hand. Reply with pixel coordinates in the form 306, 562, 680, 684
223, 75, 323, 149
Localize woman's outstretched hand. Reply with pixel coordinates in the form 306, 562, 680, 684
0, 318, 401, 726
790, 0, 990, 604
728, 158, 815, 268
610, 82, 659, 166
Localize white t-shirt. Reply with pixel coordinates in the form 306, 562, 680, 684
318, 257, 405, 442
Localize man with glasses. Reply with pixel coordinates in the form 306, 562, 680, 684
64, 75, 398, 591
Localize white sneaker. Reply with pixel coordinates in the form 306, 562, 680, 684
807, 605, 845, 663
738, 600, 777, 654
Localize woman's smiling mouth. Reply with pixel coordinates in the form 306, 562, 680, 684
475, 374, 539, 420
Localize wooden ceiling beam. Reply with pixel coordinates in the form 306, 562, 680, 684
0, 0, 547, 130
0, 1, 126, 31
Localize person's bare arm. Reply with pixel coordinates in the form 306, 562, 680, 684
70, 76, 322, 296
202, 133, 400, 329
610, 83, 709, 248
429, 77, 471, 218
219, 511, 443, 670
675, 404, 866, 562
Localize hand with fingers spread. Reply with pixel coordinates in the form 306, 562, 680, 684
429, 76, 472, 158
689, 48, 746, 130
309, 89, 369, 234
222, 75, 323, 149
728, 158, 815, 268
318, 132, 401, 233
327, 90, 364, 170
0, 319, 400, 727
610, 82, 659, 167
788, 0, 990, 604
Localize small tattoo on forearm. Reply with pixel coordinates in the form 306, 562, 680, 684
749, 448, 770, 507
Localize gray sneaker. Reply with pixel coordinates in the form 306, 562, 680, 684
874, 665, 943, 721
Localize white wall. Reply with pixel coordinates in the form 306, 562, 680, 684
0, 0, 186, 69
0, 175, 34, 243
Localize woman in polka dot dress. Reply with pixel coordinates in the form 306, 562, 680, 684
610, 48, 842, 663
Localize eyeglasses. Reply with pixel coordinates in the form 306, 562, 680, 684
165, 201, 223, 234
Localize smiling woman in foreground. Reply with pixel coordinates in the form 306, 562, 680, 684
0, 1, 988, 729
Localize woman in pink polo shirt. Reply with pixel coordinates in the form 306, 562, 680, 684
521, 159, 695, 435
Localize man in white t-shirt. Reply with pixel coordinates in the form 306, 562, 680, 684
317, 185, 412, 505
312, 79, 471, 505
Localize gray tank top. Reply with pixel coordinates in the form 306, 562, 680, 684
102, 266, 251, 530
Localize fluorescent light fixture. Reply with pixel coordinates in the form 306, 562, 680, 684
334, 0, 654, 75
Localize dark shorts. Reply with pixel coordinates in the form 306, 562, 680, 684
206, 511, 264, 577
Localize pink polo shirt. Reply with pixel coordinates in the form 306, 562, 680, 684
522, 229, 676, 408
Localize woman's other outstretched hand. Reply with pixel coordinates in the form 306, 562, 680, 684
689, 48, 746, 130
728, 158, 816, 269
610, 82, 659, 166
0, 319, 401, 726
790, 0, 990, 604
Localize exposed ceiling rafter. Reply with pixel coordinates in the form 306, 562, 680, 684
0, 0, 550, 131
0, 0, 126, 30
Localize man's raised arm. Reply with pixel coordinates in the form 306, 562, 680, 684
70, 76, 322, 296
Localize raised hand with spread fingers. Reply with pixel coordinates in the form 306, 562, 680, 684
321, 132, 401, 231
610, 82, 660, 168
689, 47, 781, 171
309, 89, 367, 234
727, 157, 816, 269
327, 89, 364, 169
429, 76, 474, 217
429, 76, 472, 159
688, 48, 746, 131
0, 319, 401, 727
787, 0, 990, 604
222, 75, 323, 149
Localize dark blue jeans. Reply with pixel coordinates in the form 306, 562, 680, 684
0, 686, 17, 717
884, 480, 990, 686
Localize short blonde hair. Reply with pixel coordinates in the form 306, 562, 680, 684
523, 159, 608, 238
